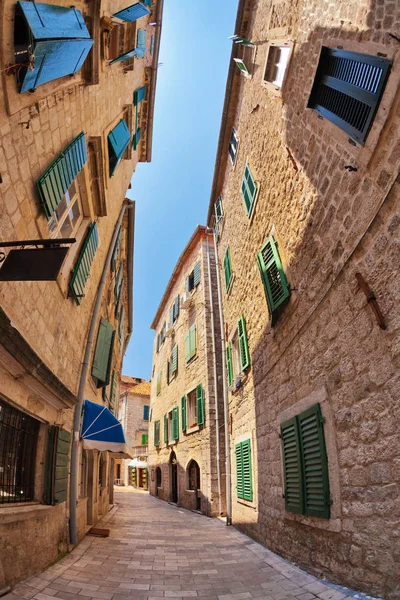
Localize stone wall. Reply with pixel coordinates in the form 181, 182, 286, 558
208, 0, 400, 597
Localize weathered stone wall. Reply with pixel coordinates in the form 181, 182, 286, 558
119, 390, 150, 486
210, 0, 400, 597
148, 230, 226, 517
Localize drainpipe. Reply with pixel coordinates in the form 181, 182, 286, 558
69, 200, 135, 546
205, 232, 222, 516
211, 228, 232, 525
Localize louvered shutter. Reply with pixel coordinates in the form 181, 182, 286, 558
133, 128, 141, 151
44, 426, 71, 505
68, 222, 99, 305
141, 433, 148, 445
235, 443, 244, 499
113, 2, 150, 22
137, 29, 147, 48
237, 316, 250, 371
174, 295, 180, 320
257, 236, 290, 321
242, 439, 253, 501
196, 385, 204, 425
224, 247, 232, 291
226, 344, 234, 387
185, 331, 190, 362
156, 334, 160, 353
190, 325, 196, 359
110, 47, 141, 64
133, 85, 147, 105
164, 414, 168, 444
109, 120, 130, 161
91, 318, 115, 387
114, 264, 123, 304
181, 396, 187, 431
37, 132, 87, 218
281, 417, 304, 514
298, 404, 330, 518
171, 345, 178, 375
193, 261, 201, 287
308, 47, 392, 145
241, 164, 257, 216
154, 420, 160, 446
109, 370, 116, 413
172, 407, 179, 440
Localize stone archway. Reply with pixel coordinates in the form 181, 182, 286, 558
188, 459, 201, 511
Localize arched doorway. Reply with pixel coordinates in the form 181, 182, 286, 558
155, 467, 162, 497
188, 460, 201, 511
170, 451, 178, 504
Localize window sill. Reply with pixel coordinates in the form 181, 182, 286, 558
185, 424, 200, 435
0, 502, 60, 524
186, 355, 198, 367
236, 498, 256, 510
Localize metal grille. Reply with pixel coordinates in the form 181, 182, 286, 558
0, 399, 39, 504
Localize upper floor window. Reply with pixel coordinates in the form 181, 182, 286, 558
181, 385, 204, 433
257, 236, 290, 325
226, 316, 250, 388
223, 246, 233, 292
228, 129, 239, 165
241, 164, 258, 217
143, 405, 150, 421
308, 48, 392, 145
108, 119, 130, 176
186, 261, 201, 292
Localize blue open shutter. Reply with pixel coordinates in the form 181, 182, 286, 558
110, 48, 140, 64
108, 119, 130, 176
133, 128, 142, 150
113, 2, 151, 22
18, 2, 91, 39
134, 85, 146, 105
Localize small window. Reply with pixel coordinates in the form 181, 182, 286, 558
185, 324, 196, 363
263, 42, 293, 90
257, 235, 290, 325
164, 408, 178, 443
308, 47, 392, 145
182, 385, 204, 433
223, 246, 233, 292
161, 322, 166, 344
228, 129, 239, 165
235, 439, 253, 501
241, 164, 258, 217
154, 420, 160, 446
215, 197, 223, 221
227, 316, 250, 388
143, 405, 150, 421
108, 119, 130, 177
156, 372, 161, 396
170, 295, 180, 325
186, 261, 201, 292
167, 344, 178, 382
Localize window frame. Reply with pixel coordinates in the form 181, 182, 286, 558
228, 129, 239, 165
262, 39, 294, 95
241, 163, 259, 218
223, 246, 233, 293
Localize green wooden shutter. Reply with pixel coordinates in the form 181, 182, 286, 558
44, 426, 71, 505
92, 318, 115, 387
281, 417, 304, 514
193, 261, 201, 287
196, 385, 204, 426
190, 325, 196, 359
174, 295, 180, 320
242, 439, 253, 501
133, 85, 146, 105
164, 414, 169, 444
233, 58, 250, 75
181, 395, 187, 432
109, 370, 117, 414
226, 344, 234, 387
237, 316, 250, 371
257, 236, 290, 321
171, 344, 178, 375
154, 420, 160, 446
235, 443, 244, 499
36, 132, 87, 218
68, 221, 99, 306
215, 196, 223, 221
156, 372, 161, 395
224, 247, 232, 291
141, 433, 148, 445
298, 404, 330, 519
241, 164, 257, 216
172, 407, 179, 441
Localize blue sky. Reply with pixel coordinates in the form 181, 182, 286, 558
124, 1, 238, 380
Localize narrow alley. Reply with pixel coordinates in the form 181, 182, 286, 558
5, 491, 377, 600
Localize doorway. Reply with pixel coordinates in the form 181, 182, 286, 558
188, 460, 201, 511
155, 467, 162, 497
170, 451, 178, 504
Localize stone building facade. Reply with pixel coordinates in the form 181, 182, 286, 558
148, 226, 226, 517
116, 378, 151, 488
206, 0, 400, 598
0, 0, 162, 588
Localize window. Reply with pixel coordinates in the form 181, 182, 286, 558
167, 344, 178, 382
156, 372, 161, 396
143, 405, 150, 421
281, 403, 330, 519
185, 324, 196, 363
68, 221, 99, 306
170, 295, 180, 325
47, 180, 83, 238
134, 85, 147, 106
181, 385, 204, 433
228, 129, 239, 165
223, 246, 233, 292
215, 197, 224, 243
91, 318, 115, 388
241, 164, 258, 217
111, 226, 122, 272
226, 316, 250, 387
0, 399, 39, 504
150, 35, 155, 55
109, 371, 118, 415
161, 322, 166, 344
141, 434, 148, 445
263, 42, 293, 90
235, 439, 253, 501
114, 263, 124, 318
154, 420, 160, 446
109, 28, 147, 64
308, 48, 392, 145
108, 119, 130, 176
186, 261, 201, 292
164, 407, 179, 444
156, 334, 160, 353
257, 235, 290, 324
233, 58, 250, 76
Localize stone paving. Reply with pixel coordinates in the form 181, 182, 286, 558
5, 490, 379, 600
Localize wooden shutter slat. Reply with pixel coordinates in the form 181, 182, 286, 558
257, 236, 290, 320
181, 396, 187, 431
69, 222, 99, 305
242, 439, 253, 501
193, 261, 201, 287
164, 414, 168, 444
226, 344, 234, 387
172, 407, 179, 440
281, 417, 304, 514
237, 316, 250, 371
235, 443, 244, 499
91, 318, 114, 387
196, 385, 204, 425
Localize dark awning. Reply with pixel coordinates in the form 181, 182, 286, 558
81, 400, 133, 459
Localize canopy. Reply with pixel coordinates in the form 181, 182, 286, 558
128, 458, 147, 468
81, 400, 133, 458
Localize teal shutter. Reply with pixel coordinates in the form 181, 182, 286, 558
113, 2, 151, 22
241, 164, 257, 216
137, 29, 147, 52
134, 85, 146, 105
226, 344, 234, 387
193, 261, 201, 287
44, 426, 71, 505
108, 119, 130, 176
257, 236, 290, 322
237, 316, 250, 371
196, 385, 204, 426
110, 47, 141, 64
298, 404, 330, 519
172, 407, 179, 441
181, 396, 187, 431
154, 420, 160, 446
143, 405, 150, 420
18, 2, 91, 39
36, 132, 87, 218
186, 325, 196, 362
224, 247, 232, 291
91, 318, 115, 387
164, 414, 169, 444
235, 443, 244, 499
242, 439, 253, 501
68, 222, 99, 306
281, 416, 303, 514
133, 128, 141, 150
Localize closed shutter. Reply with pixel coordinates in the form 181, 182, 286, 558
181, 396, 187, 431
164, 414, 168, 444
109, 370, 117, 413
113, 2, 151, 22
37, 131, 87, 218
238, 316, 250, 371
193, 261, 201, 287
185, 330, 190, 363
133, 128, 141, 150
137, 29, 147, 48
156, 334, 160, 353
281, 416, 303, 514
134, 85, 147, 105
156, 372, 161, 395
172, 407, 179, 440
91, 318, 115, 387
196, 385, 204, 426
215, 197, 223, 221
241, 164, 257, 216
226, 344, 234, 387
171, 344, 178, 375
44, 426, 71, 505
242, 439, 253, 501
235, 443, 244, 499
144, 0, 151, 5
257, 235, 290, 321
154, 420, 160, 446
308, 47, 391, 145
174, 295, 180, 320
224, 247, 232, 291
141, 433, 148, 445
143, 405, 150, 420
68, 222, 99, 306
298, 404, 330, 519
186, 325, 196, 362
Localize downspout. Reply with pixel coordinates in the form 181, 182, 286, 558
212, 229, 231, 525
69, 200, 135, 546
205, 232, 222, 516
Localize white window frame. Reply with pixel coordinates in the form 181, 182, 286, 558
186, 388, 199, 434
262, 39, 294, 95
229, 129, 239, 166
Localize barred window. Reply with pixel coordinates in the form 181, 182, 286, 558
0, 399, 39, 504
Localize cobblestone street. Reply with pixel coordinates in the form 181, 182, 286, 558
5, 491, 378, 600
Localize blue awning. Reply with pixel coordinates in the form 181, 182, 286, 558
81, 400, 133, 458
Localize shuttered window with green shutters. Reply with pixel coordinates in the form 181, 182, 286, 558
196, 385, 204, 426
91, 318, 115, 387
170, 344, 178, 378
235, 439, 253, 501
281, 403, 330, 519
186, 261, 201, 291
181, 395, 187, 432
308, 48, 392, 145
44, 427, 71, 505
172, 407, 179, 441
226, 344, 234, 387
141, 433, 148, 445
164, 413, 169, 444
37, 132, 88, 219
68, 221, 99, 305
185, 324, 196, 362
224, 246, 233, 292
170, 295, 180, 324
241, 164, 257, 216
108, 119, 130, 176
257, 235, 290, 324
154, 420, 160, 446
237, 316, 250, 371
